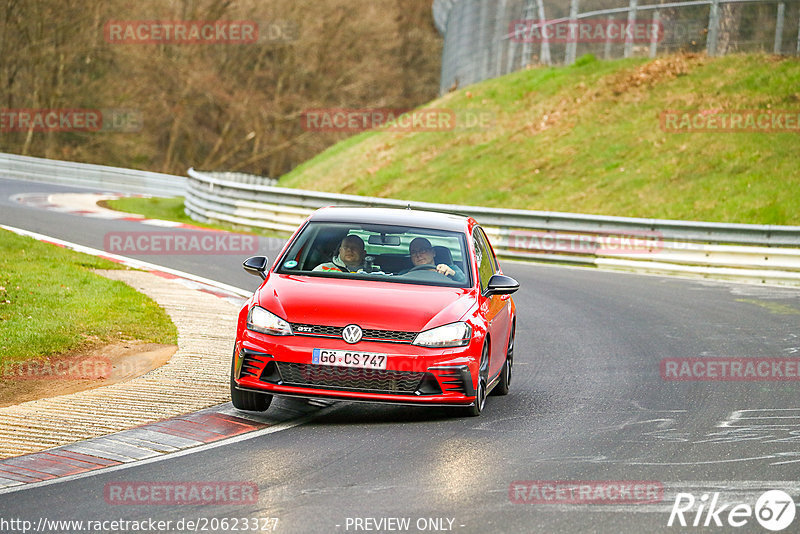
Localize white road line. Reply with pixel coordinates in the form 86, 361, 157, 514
140, 219, 184, 227
626, 455, 780, 466
719, 408, 800, 429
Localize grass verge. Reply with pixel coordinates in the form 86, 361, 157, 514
0, 229, 177, 364
102, 196, 286, 237
103, 196, 198, 226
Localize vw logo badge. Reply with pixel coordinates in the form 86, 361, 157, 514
342, 324, 363, 344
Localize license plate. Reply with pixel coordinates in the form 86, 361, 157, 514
312, 348, 388, 370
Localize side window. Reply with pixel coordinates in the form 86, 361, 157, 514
473, 228, 495, 293
480, 228, 500, 272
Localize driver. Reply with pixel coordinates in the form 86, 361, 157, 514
402, 237, 465, 282
313, 235, 367, 273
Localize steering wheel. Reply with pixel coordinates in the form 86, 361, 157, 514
407, 264, 437, 273
404, 264, 452, 280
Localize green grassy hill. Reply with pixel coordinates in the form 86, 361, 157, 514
279, 53, 800, 225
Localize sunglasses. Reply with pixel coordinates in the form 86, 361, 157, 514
410, 247, 433, 255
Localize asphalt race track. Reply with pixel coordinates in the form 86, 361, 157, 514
1, 176, 799, 533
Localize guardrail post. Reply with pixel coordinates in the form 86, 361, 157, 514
797, 8, 800, 54
520, 0, 535, 66
478, 0, 491, 81
506, 34, 518, 73
494, 0, 508, 77
566, 0, 580, 65
536, 0, 552, 65
707, 0, 720, 56
624, 0, 638, 58
774, 2, 785, 55
649, 9, 661, 58
604, 16, 614, 59
506, 0, 522, 72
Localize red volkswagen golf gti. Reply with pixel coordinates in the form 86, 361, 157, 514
231, 207, 518, 416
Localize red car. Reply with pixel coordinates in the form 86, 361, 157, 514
231, 207, 518, 416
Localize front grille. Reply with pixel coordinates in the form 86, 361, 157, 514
290, 323, 417, 344
274, 362, 425, 394
363, 328, 416, 343
292, 324, 342, 336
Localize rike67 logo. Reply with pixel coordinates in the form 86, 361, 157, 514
668, 490, 796, 531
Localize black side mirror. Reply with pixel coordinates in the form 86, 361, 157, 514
486, 274, 519, 295
243, 256, 269, 279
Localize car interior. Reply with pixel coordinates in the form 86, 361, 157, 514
279, 222, 469, 284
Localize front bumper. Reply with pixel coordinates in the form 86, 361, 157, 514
233, 329, 481, 406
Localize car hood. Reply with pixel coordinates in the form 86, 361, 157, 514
255, 274, 475, 333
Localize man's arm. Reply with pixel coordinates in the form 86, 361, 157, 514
435, 263, 466, 282
450, 263, 466, 282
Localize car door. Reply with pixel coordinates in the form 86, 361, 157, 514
473, 227, 511, 380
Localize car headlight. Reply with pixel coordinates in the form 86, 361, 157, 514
247, 306, 293, 336
413, 322, 471, 348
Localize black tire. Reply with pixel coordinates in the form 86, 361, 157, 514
461, 343, 489, 417
491, 321, 514, 396
230, 348, 273, 412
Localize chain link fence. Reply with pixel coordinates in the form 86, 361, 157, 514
435, 0, 800, 93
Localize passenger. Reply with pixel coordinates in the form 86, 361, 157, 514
401, 237, 465, 282
313, 235, 367, 273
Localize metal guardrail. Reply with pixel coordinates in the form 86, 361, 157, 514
186, 168, 800, 286
0, 152, 185, 197
2, 153, 798, 285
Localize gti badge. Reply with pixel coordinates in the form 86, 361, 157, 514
342, 324, 363, 344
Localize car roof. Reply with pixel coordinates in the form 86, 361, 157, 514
308, 206, 473, 233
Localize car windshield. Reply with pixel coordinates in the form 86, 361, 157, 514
276, 222, 472, 288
